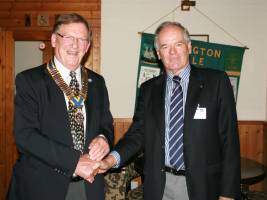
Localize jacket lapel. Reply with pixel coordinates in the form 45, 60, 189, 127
151, 74, 166, 141
43, 65, 73, 145
184, 66, 204, 135
84, 73, 94, 150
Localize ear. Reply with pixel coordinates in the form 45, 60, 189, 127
156, 50, 161, 60
188, 42, 192, 55
51, 33, 56, 48
85, 42, 91, 52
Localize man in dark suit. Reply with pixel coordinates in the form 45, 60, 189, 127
100, 21, 240, 200
7, 13, 114, 200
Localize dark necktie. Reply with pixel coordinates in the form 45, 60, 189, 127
68, 71, 84, 153
169, 76, 184, 170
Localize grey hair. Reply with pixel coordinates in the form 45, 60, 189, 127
52, 13, 92, 41
154, 21, 191, 50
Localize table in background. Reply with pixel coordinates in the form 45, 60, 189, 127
241, 158, 266, 200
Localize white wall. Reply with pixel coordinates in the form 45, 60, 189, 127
102, 0, 267, 120
15, 41, 43, 76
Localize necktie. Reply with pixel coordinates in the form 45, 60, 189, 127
68, 71, 85, 153
169, 76, 184, 170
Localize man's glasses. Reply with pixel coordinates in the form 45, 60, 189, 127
56, 32, 89, 46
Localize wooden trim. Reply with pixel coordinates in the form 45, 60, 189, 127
13, 30, 51, 41
0, 30, 16, 200
238, 120, 267, 125
113, 118, 132, 123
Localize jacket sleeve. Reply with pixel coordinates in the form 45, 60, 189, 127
98, 77, 114, 149
114, 83, 146, 165
218, 72, 241, 198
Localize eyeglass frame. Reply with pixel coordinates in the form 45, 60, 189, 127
56, 32, 89, 46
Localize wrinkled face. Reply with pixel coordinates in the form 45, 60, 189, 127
51, 22, 90, 71
156, 25, 191, 75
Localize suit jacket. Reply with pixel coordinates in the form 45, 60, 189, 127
114, 66, 240, 200
7, 64, 114, 200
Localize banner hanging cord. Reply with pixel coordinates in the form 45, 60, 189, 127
139, 4, 248, 49
139, 5, 181, 34
192, 7, 248, 49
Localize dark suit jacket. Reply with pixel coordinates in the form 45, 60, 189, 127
7, 64, 114, 200
114, 66, 240, 200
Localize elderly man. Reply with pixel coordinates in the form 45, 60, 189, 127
100, 21, 240, 200
7, 13, 113, 200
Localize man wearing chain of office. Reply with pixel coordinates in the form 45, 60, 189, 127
7, 13, 114, 200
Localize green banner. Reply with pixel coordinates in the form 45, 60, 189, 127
136, 33, 245, 104
136, 33, 163, 89
190, 40, 245, 72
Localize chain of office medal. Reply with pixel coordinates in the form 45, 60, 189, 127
46, 59, 88, 109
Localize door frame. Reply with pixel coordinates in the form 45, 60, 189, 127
0, 29, 52, 199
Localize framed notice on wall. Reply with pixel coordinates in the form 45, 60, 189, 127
190, 34, 210, 42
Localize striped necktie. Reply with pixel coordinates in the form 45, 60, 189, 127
169, 76, 184, 170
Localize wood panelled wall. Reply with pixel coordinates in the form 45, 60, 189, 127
239, 121, 267, 191
114, 119, 267, 192
0, 0, 101, 73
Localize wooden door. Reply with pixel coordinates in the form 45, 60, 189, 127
0, 29, 16, 200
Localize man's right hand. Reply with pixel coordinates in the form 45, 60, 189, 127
74, 154, 100, 183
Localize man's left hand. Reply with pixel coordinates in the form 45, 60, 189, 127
88, 136, 110, 161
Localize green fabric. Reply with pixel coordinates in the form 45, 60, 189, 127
190, 40, 245, 72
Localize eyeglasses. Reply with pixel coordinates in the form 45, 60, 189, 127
56, 32, 89, 46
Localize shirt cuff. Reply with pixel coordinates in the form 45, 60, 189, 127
97, 134, 108, 142
110, 151, 121, 168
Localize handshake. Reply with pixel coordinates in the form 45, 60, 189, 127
73, 136, 117, 183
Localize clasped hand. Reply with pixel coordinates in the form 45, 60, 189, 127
74, 154, 117, 183
74, 136, 111, 183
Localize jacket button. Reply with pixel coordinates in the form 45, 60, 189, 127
161, 168, 165, 172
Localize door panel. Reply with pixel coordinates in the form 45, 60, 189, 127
0, 29, 16, 200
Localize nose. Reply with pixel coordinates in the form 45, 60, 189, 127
169, 45, 177, 54
71, 38, 79, 48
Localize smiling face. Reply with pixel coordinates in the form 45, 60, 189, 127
156, 25, 192, 75
51, 22, 90, 71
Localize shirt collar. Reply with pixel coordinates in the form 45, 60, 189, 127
53, 56, 81, 85
167, 64, 191, 83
